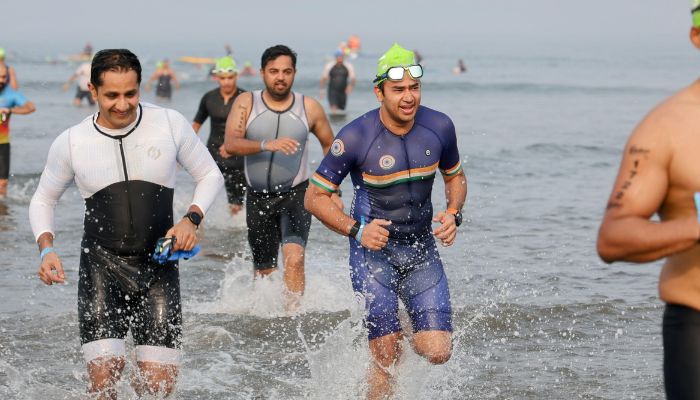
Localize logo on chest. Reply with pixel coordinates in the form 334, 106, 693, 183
147, 146, 161, 160
379, 155, 395, 170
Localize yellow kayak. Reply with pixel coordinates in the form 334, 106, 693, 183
178, 56, 216, 65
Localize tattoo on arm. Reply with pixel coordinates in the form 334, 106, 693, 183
607, 145, 651, 210
236, 105, 247, 133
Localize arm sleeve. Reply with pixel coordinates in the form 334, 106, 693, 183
321, 62, 332, 80
11, 91, 28, 107
192, 94, 209, 125
310, 125, 362, 193
437, 116, 462, 176
29, 131, 75, 241
345, 62, 356, 80
169, 109, 224, 215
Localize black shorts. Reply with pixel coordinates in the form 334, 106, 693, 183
0, 143, 9, 180
75, 88, 95, 105
219, 162, 246, 205
78, 238, 182, 350
246, 180, 311, 270
663, 304, 700, 399
328, 88, 347, 110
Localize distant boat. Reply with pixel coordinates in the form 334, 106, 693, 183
179, 56, 216, 65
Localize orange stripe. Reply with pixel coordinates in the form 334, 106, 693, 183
312, 173, 337, 188
363, 162, 439, 182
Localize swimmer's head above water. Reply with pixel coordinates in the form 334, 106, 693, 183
213, 56, 238, 75
374, 43, 420, 87
692, 0, 700, 27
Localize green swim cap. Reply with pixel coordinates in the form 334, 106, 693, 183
156, 61, 164, 69
376, 43, 416, 78
693, 0, 700, 27
0, 48, 5, 58
214, 56, 238, 74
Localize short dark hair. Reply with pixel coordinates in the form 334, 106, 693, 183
90, 49, 142, 88
260, 45, 297, 70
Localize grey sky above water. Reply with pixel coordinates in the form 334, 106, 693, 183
4, 0, 695, 55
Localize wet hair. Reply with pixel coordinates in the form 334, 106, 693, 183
260, 45, 297, 70
90, 49, 142, 88
376, 82, 385, 93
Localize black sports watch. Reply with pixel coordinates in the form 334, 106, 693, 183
184, 211, 203, 227
349, 221, 361, 238
447, 208, 463, 227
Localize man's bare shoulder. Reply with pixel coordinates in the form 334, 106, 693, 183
233, 91, 253, 108
637, 81, 700, 139
303, 95, 323, 111
303, 95, 327, 122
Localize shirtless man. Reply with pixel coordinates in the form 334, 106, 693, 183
597, 7, 700, 398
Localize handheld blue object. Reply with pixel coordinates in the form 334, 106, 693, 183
152, 237, 201, 264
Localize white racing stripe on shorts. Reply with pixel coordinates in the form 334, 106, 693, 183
82, 338, 126, 363
135, 345, 182, 366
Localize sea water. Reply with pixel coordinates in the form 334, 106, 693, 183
0, 38, 695, 398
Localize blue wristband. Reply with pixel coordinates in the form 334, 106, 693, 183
695, 193, 700, 222
260, 140, 266, 152
355, 216, 366, 243
40, 247, 55, 260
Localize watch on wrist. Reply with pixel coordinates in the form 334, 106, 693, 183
349, 221, 361, 238
447, 208, 463, 227
184, 211, 203, 227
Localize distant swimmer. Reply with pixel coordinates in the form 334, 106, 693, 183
239, 61, 256, 77
223, 45, 337, 310
0, 63, 35, 198
83, 42, 93, 57
347, 35, 361, 58
145, 59, 179, 101
414, 49, 423, 64
193, 56, 248, 215
29, 49, 223, 398
0, 48, 18, 90
320, 49, 356, 114
453, 59, 467, 74
63, 57, 94, 107
597, 5, 700, 399
305, 43, 467, 399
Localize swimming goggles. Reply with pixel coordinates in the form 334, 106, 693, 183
213, 67, 237, 74
373, 64, 423, 84
152, 236, 201, 264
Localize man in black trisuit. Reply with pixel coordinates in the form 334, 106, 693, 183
193, 56, 247, 215
320, 50, 356, 113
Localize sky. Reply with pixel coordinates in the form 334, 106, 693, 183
4, 0, 695, 56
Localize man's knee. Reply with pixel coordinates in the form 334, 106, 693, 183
87, 357, 125, 392
424, 347, 451, 365
370, 332, 403, 368
135, 361, 178, 396
413, 331, 452, 365
282, 243, 305, 269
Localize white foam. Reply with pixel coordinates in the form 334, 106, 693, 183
191, 253, 356, 316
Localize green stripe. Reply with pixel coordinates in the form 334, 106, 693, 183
311, 178, 336, 193
443, 165, 462, 176
364, 173, 435, 188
